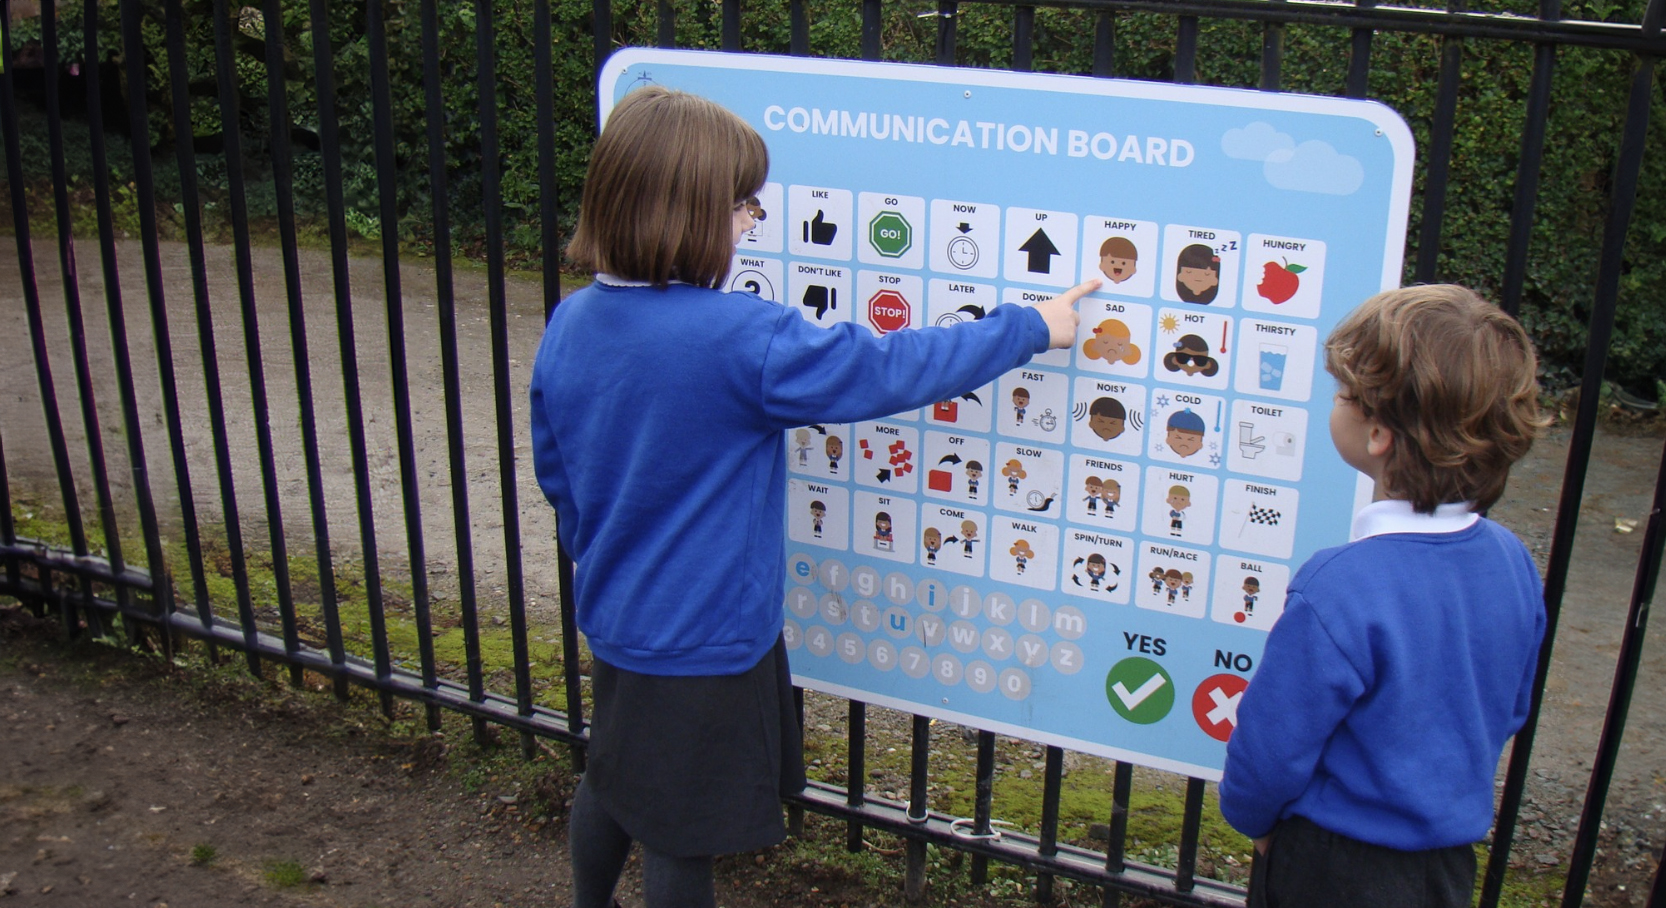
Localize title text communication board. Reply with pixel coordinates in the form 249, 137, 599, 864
600, 49, 1414, 778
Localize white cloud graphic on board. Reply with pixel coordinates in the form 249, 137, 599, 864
1222, 122, 1364, 196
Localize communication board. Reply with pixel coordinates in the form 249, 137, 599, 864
600, 48, 1414, 779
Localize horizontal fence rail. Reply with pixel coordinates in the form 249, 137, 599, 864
3, 0, 1664, 904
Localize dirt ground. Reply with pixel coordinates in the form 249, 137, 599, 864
2, 238, 1665, 906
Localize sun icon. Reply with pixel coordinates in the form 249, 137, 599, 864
1158, 313, 1181, 334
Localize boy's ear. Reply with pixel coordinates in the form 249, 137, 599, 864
1366, 420, 1394, 457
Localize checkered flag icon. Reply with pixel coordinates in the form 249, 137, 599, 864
1247, 503, 1282, 526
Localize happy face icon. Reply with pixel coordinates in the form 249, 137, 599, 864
825, 435, 844, 473
1098, 236, 1139, 284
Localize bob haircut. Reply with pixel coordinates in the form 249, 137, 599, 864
567, 86, 768, 289
1324, 284, 1549, 513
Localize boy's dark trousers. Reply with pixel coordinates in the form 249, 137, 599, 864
1247, 816, 1477, 908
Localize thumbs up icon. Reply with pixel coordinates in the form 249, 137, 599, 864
803, 210, 838, 246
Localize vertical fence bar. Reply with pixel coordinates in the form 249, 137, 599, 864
158, 0, 221, 638
1498, 0, 1562, 319
1413, 0, 1467, 284
258, 0, 342, 685
1562, 434, 1666, 904
1260, 0, 1286, 90
1480, 5, 1661, 902
261, 0, 326, 686
304, 0, 358, 696
595, 0, 614, 81
43, 0, 126, 639
536, 0, 562, 320
657, 0, 677, 47
1174, 18, 1199, 83
122, 0, 213, 653
358, 0, 409, 706
1036, 745, 1064, 901
206, 0, 278, 674
557, 543, 586, 769
723, 0, 742, 50
1101, 761, 1133, 908
847, 701, 868, 852
474, 0, 537, 749
1092, 11, 1115, 77
862, 0, 883, 60
1174, 777, 1206, 892
1013, 6, 1034, 71
904, 715, 931, 901
79, 0, 171, 641
415, 0, 460, 729
790, 0, 809, 54
367, 0, 434, 718
934, 0, 957, 66
221, 0, 299, 667
3, 3, 89, 639
790, 685, 806, 837
1345, 0, 1377, 97
970, 729, 995, 884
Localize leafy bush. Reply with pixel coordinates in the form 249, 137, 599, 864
4, 0, 1663, 388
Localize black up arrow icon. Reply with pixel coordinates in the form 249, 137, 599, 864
1020, 229, 1060, 273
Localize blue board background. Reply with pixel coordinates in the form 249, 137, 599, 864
600, 49, 1414, 778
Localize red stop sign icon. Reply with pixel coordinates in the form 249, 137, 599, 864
868, 289, 911, 334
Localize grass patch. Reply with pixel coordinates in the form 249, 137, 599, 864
262, 859, 308, 888
190, 844, 218, 866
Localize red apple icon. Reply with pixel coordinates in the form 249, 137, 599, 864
1256, 258, 1307, 304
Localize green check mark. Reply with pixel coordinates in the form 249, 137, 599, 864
1105, 657, 1175, 724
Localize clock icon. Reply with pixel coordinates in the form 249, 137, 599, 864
947, 235, 980, 270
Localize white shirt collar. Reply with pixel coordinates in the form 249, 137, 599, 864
595, 272, 653, 287
1350, 499, 1479, 541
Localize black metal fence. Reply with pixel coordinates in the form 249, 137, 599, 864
2, 0, 1664, 904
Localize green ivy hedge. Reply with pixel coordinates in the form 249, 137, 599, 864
4, 0, 1664, 392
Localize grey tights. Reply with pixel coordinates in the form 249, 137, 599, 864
569, 777, 716, 908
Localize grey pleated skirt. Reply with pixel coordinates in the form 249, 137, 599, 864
583, 635, 807, 858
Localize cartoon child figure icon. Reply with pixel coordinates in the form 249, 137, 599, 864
1085, 553, 1108, 590
1167, 484, 1191, 536
923, 527, 942, 565
1175, 244, 1222, 304
1181, 571, 1194, 601
1243, 576, 1260, 615
1163, 568, 1184, 605
826, 435, 844, 473
793, 428, 812, 467
1149, 565, 1166, 594
810, 500, 826, 538
957, 519, 979, 557
1012, 387, 1030, 426
1098, 236, 1139, 284
1084, 475, 1104, 514
1163, 334, 1221, 378
874, 511, 893, 551
1101, 478, 1122, 516
1165, 409, 1206, 458
965, 460, 983, 498
1010, 539, 1034, 575
1082, 319, 1143, 367
1002, 459, 1027, 496
1088, 397, 1128, 442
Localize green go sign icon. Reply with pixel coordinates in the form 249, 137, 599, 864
1105, 657, 1175, 724
868, 210, 913, 258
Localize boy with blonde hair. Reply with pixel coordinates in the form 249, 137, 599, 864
1220, 285, 1550, 907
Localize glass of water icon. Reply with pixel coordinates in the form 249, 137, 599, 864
1259, 344, 1288, 391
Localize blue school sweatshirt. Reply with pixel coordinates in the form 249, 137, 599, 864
1218, 502, 1546, 851
529, 279, 1050, 676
